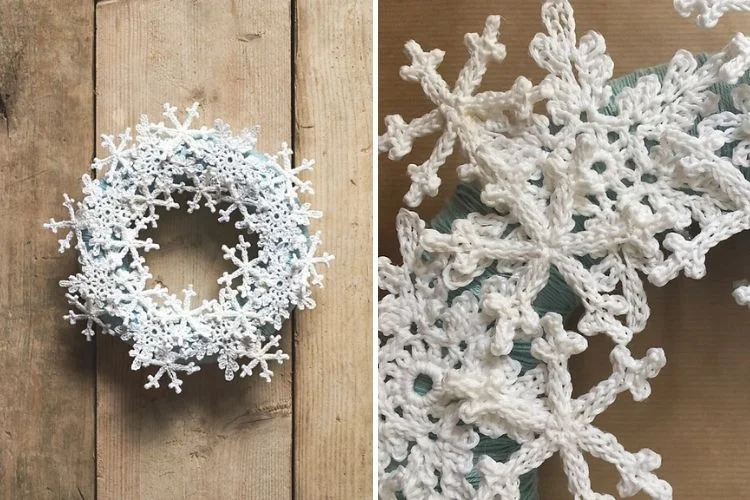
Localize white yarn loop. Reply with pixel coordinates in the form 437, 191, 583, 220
46, 103, 332, 393
674, 0, 750, 27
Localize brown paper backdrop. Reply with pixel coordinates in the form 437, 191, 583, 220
379, 1, 750, 498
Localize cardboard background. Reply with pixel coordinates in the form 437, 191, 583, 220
378, 1, 750, 497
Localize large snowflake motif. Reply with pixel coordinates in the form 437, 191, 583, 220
380, 211, 668, 499
449, 313, 668, 500
380, 0, 750, 498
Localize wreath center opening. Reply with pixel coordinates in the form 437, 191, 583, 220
140, 192, 259, 303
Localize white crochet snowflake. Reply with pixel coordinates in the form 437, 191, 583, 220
380, 211, 668, 499
674, 0, 750, 27
46, 103, 332, 392
450, 313, 667, 500
379, 211, 491, 499
380, 0, 750, 498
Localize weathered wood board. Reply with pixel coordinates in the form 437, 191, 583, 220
295, 1, 373, 498
0, 1, 96, 498
0, 0, 373, 498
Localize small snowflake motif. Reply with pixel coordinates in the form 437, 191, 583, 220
46, 103, 332, 393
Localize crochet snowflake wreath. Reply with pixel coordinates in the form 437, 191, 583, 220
46, 103, 332, 393
380, 1, 750, 499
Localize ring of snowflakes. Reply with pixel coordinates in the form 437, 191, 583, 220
45, 103, 332, 393
380, 1, 750, 499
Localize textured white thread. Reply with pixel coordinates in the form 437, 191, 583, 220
379, 1, 750, 498
46, 103, 332, 392
674, 0, 750, 27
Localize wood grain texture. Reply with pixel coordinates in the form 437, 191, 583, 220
378, 1, 750, 498
95, 1, 293, 498
0, 1, 96, 498
294, 1, 373, 498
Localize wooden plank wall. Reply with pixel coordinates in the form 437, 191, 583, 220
0, 1, 96, 498
0, 0, 372, 498
295, 2, 373, 499
379, 1, 750, 498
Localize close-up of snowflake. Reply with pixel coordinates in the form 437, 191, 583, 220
379, 211, 668, 499
379, 0, 750, 498
46, 103, 332, 393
